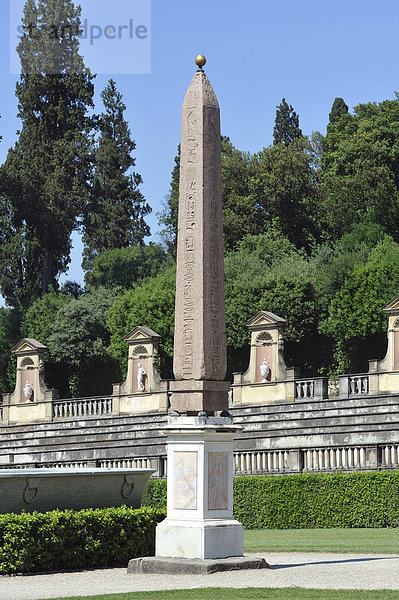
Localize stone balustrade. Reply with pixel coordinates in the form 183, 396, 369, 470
294, 377, 328, 401
232, 444, 399, 475
53, 396, 113, 419
98, 457, 154, 470
339, 374, 369, 397
234, 450, 290, 474
349, 375, 369, 395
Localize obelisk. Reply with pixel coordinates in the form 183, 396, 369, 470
170, 54, 230, 414
127, 57, 268, 571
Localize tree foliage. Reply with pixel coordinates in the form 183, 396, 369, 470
320, 98, 399, 241
329, 97, 349, 124
48, 287, 119, 397
107, 268, 176, 379
157, 145, 180, 258
0, 308, 21, 394
21, 288, 118, 397
82, 79, 151, 272
250, 138, 319, 249
221, 137, 263, 250
321, 236, 399, 374
0, 0, 94, 309
85, 244, 168, 289
273, 98, 302, 146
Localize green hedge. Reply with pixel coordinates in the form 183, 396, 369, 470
142, 471, 399, 529
0, 506, 166, 575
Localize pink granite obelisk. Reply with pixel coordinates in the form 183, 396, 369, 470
127, 58, 269, 569
170, 55, 229, 414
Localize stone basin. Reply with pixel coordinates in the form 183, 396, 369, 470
0, 468, 154, 513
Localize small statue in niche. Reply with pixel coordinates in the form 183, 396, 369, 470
137, 363, 146, 391
260, 358, 270, 383
23, 380, 34, 402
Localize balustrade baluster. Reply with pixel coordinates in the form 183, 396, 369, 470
240, 453, 245, 472
279, 452, 283, 471
256, 452, 262, 472
385, 446, 390, 467
359, 447, 365, 468
244, 453, 250, 473
271, 452, 277, 471
324, 449, 329, 470
305, 449, 311, 470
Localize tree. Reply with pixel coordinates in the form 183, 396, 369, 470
250, 138, 319, 250
82, 79, 151, 272
321, 236, 399, 374
21, 290, 70, 344
310, 223, 381, 316
0, 308, 22, 395
329, 97, 349, 124
273, 98, 302, 146
157, 145, 180, 259
107, 267, 176, 379
0, 0, 94, 309
224, 235, 319, 377
221, 137, 263, 250
47, 287, 119, 397
319, 97, 399, 241
85, 244, 167, 289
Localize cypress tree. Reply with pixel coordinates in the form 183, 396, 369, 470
82, 79, 151, 273
158, 145, 180, 259
273, 98, 302, 146
329, 97, 349, 124
0, 0, 94, 309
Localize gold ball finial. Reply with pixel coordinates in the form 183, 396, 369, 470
195, 54, 206, 69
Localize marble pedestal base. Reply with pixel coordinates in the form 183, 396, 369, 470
155, 415, 244, 560
156, 517, 243, 559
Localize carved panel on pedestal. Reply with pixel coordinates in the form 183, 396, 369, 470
208, 451, 228, 510
173, 451, 198, 510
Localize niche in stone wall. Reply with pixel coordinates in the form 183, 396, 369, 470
132, 345, 149, 392
20, 357, 35, 403
255, 331, 273, 382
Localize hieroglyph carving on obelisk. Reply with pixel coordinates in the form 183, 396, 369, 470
173, 62, 227, 384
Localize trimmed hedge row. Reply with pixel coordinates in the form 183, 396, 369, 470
142, 471, 399, 529
0, 506, 166, 575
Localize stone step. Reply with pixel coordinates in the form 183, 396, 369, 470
230, 395, 399, 418
234, 412, 399, 432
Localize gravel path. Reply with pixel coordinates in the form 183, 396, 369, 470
1, 552, 399, 600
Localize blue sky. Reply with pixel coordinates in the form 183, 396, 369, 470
0, 0, 398, 305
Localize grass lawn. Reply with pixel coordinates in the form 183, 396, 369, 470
243, 528, 399, 554
37, 589, 399, 600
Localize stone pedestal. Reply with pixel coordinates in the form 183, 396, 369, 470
169, 380, 230, 414
155, 415, 243, 560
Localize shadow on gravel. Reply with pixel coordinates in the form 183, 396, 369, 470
272, 556, 399, 570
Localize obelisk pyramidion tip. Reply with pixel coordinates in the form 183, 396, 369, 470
195, 54, 206, 70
